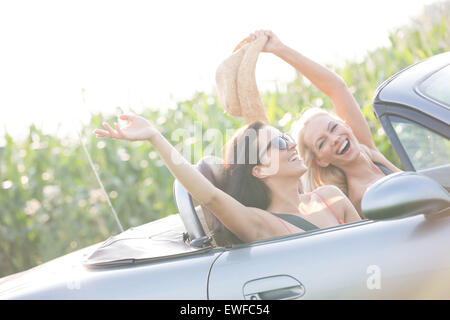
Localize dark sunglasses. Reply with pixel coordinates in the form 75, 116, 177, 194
259, 133, 295, 159
271, 133, 295, 150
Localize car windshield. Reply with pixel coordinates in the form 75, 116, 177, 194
390, 116, 450, 170
419, 64, 450, 107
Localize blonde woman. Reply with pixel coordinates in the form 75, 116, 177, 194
246, 30, 401, 215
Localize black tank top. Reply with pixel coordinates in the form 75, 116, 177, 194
271, 213, 319, 231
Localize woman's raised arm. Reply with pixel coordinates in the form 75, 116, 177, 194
251, 30, 377, 150
93, 114, 285, 241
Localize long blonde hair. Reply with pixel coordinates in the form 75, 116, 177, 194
292, 108, 371, 196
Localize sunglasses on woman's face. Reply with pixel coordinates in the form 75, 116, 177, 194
260, 133, 295, 158
269, 133, 295, 150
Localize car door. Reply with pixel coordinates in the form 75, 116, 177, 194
207, 216, 450, 299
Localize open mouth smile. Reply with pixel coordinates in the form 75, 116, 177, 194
337, 138, 351, 155
289, 153, 300, 162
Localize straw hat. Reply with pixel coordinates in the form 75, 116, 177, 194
215, 35, 269, 124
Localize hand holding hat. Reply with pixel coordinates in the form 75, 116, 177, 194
244, 30, 283, 54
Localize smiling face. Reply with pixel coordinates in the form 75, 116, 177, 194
222, 122, 307, 210
302, 114, 360, 168
255, 125, 307, 179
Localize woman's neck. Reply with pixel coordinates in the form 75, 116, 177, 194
265, 177, 302, 214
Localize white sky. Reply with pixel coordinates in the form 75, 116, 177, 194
0, 0, 438, 139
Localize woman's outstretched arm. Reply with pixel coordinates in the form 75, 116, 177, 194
250, 30, 377, 150
94, 115, 217, 205
94, 114, 289, 241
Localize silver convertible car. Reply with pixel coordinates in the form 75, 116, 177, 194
1, 52, 449, 300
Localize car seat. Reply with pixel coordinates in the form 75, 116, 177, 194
173, 156, 243, 248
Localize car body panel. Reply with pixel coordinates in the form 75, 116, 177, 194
208, 214, 450, 299
0, 243, 223, 300
0, 214, 222, 299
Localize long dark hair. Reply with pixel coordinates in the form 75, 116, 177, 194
222, 121, 271, 210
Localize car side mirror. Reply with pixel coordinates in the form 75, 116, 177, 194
361, 172, 450, 220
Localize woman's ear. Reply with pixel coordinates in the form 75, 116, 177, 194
252, 165, 267, 179
252, 165, 263, 179
253, 164, 276, 179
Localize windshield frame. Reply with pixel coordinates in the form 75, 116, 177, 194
415, 63, 450, 110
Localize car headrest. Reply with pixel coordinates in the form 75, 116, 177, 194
195, 156, 243, 247
196, 156, 226, 191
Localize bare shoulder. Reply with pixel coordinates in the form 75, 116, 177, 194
313, 185, 360, 222
313, 185, 348, 212
243, 207, 289, 240
247, 206, 272, 218
367, 147, 402, 173
314, 185, 346, 199
247, 206, 285, 227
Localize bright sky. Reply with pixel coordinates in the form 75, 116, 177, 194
0, 0, 438, 139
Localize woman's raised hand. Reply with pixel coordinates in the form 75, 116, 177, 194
248, 30, 283, 54
93, 114, 158, 141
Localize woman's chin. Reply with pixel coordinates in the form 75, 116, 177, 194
296, 162, 308, 177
